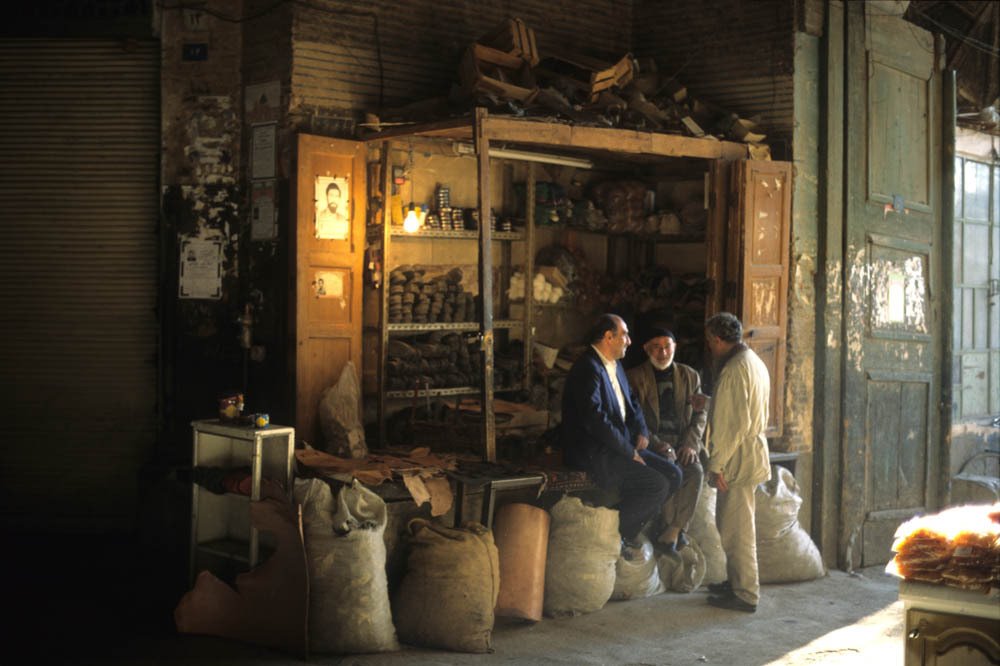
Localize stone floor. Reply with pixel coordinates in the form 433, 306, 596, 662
21, 560, 905, 666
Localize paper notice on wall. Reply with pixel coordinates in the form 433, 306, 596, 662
251, 123, 276, 180
179, 238, 222, 299
314, 270, 346, 309
251, 180, 277, 241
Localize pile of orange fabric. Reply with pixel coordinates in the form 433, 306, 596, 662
886, 503, 1000, 593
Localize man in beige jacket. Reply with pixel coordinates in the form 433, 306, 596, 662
702, 312, 771, 613
626, 327, 707, 554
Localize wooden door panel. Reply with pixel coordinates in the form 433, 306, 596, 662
747, 337, 780, 434
736, 160, 791, 438
749, 275, 782, 329
867, 376, 930, 511
294, 135, 365, 447
868, 66, 934, 211
841, 2, 942, 568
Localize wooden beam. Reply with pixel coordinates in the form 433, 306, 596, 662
481, 117, 747, 160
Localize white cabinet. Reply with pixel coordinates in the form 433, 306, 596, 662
189, 419, 295, 582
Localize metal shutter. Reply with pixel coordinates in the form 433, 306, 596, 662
0, 38, 159, 532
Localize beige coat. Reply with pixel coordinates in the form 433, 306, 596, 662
706, 348, 771, 487
626, 360, 707, 453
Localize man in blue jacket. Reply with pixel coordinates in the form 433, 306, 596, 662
561, 313, 682, 558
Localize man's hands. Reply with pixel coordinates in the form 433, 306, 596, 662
688, 392, 709, 411
633, 434, 649, 465
708, 471, 729, 492
648, 435, 676, 461
676, 444, 698, 466
635, 433, 649, 451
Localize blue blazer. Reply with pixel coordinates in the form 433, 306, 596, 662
560, 348, 649, 478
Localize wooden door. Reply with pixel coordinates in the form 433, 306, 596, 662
728, 160, 792, 438
842, 3, 943, 568
293, 135, 366, 447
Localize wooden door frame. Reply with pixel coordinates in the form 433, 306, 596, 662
814, 0, 847, 568
819, 1, 948, 570
290, 134, 366, 447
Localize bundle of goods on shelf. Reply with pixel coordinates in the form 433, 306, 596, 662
386, 334, 481, 391
591, 180, 649, 233
885, 502, 1000, 593
507, 269, 566, 305
570, 199, 609, 231
388, 265, 477, 324
513, 181, 574, 227
423, 185, 512, 232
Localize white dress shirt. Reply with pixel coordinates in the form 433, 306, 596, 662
592, 345, 626, 420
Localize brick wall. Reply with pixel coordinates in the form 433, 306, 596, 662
288, 0, 636, 133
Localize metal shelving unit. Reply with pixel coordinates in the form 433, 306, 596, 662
189, 419, 295, 583
390, 228, 524, 241
374, 120, 536, 459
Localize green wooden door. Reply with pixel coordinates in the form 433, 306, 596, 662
841, 3, 944, 568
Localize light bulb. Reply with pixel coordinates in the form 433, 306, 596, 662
403, 205, 421, 233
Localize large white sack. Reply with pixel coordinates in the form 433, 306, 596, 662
755, 466, 826, 584
295, 478, 398, 654
318, 361, 368, 458
657, 535, 707, 592
611, 533, 664, 600
686, 484, 727, 585
543, 496, 620, 617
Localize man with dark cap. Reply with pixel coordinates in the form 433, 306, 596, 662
561, 313, 682, 559
701, 312, 770, 613
626, 327, 708, 555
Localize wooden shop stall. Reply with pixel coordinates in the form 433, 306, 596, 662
290, 108, 791, 474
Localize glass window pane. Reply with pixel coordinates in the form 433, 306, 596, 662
994, 166, 998, 222
991, 301, 999, 349
964, 224, 990, 284
955, 157, 963, 218
964, 160, 990, 220
962, 287, 975, 349
961, 353, 989, 417
954, 222, 963, 280
992, 352, 1000, 414
953, 287, 963, 350
994, 226, 999, 281
973, 288, 988, 349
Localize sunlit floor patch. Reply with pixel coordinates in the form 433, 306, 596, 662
766, 601, 905, 665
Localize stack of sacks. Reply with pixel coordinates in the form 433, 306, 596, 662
885, 502, 1000, 593
507, 270, 564, 304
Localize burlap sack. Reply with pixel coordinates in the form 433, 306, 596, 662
543, 496, 620, 617
392, 519, 499, 653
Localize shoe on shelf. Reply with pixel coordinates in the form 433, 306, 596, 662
706, 580, 732, 595
708, 594, 757, 613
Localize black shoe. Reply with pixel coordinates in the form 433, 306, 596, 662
654, 540, 682, 561
708, 594, 757, 613
706, 580, 732, 595
621, 537, 643, 561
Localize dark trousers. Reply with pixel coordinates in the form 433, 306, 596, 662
597, 449, 681, 540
